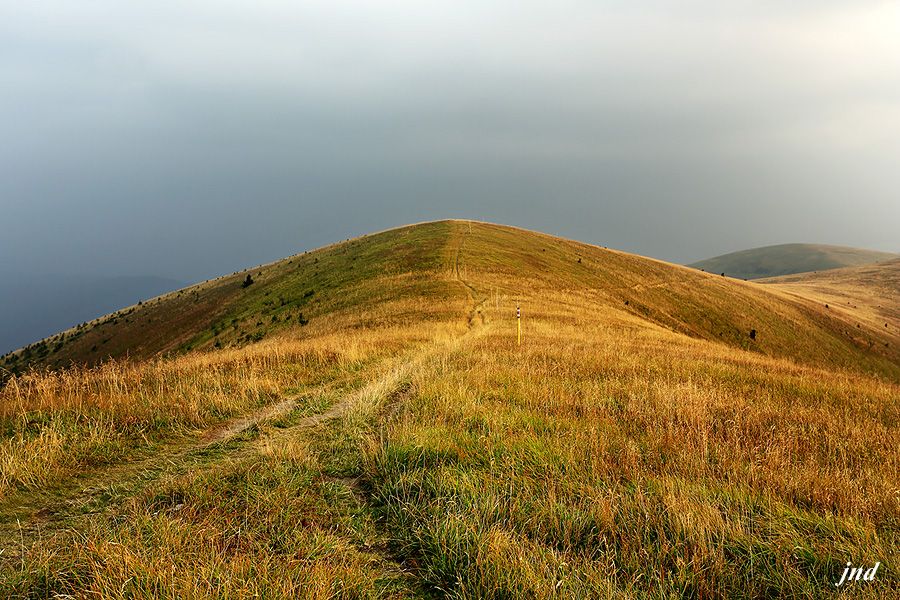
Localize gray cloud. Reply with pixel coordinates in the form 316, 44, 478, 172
2, 0, 898, 288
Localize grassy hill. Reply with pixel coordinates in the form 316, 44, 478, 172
4, 224, 897, 379
0, 223, 457, 375
688, 243, 897, 280
1, 221, 898, 597
761, 259, 900, 343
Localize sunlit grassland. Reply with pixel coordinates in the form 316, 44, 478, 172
360, 223, 898, 597
367, 320, 897, 596
0, 329, 394, 498
5, 420, 401, 597
1, 221, 897, 598
761, 259, 900, 341
0, 322, 456, 598
8, 432, 414, 598
457, 222, 899, 379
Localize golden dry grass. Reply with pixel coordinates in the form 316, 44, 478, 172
1, 221, 897, 598
761, 259, 900, 338
0, 334, 348, 495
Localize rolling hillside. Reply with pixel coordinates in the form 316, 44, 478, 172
761, 259, 900, 347
1, 221, 898, 597
688, 243, 897, 280
3, 223, 898, 379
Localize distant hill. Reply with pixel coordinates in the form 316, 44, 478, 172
688, 243, 897, 280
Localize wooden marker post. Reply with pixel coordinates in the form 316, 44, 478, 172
516, 304, 521, 346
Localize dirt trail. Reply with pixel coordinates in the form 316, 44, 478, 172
202, 396, 300, 444
0, 354, 415, 536
452, 222, 487, 328
0, 383, 330, 548
0, 364, 418, 566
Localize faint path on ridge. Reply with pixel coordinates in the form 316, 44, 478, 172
452, 221, 487, 328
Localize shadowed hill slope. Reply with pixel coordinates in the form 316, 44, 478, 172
688, 243, 897, 280
2, 221, 898, 381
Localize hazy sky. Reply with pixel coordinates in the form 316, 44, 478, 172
2, 1, 899, 283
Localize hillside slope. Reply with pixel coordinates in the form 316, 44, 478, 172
1, 223, 462, 376
3, 222, 898, 380
761, 259, 900, 344
688, 243, 897, 280
2, 220, 898, 597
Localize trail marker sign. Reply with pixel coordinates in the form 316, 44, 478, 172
517, 304, 521, 346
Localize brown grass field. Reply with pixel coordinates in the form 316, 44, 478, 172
0, 221, 897, 598
760, 260, 900, 340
